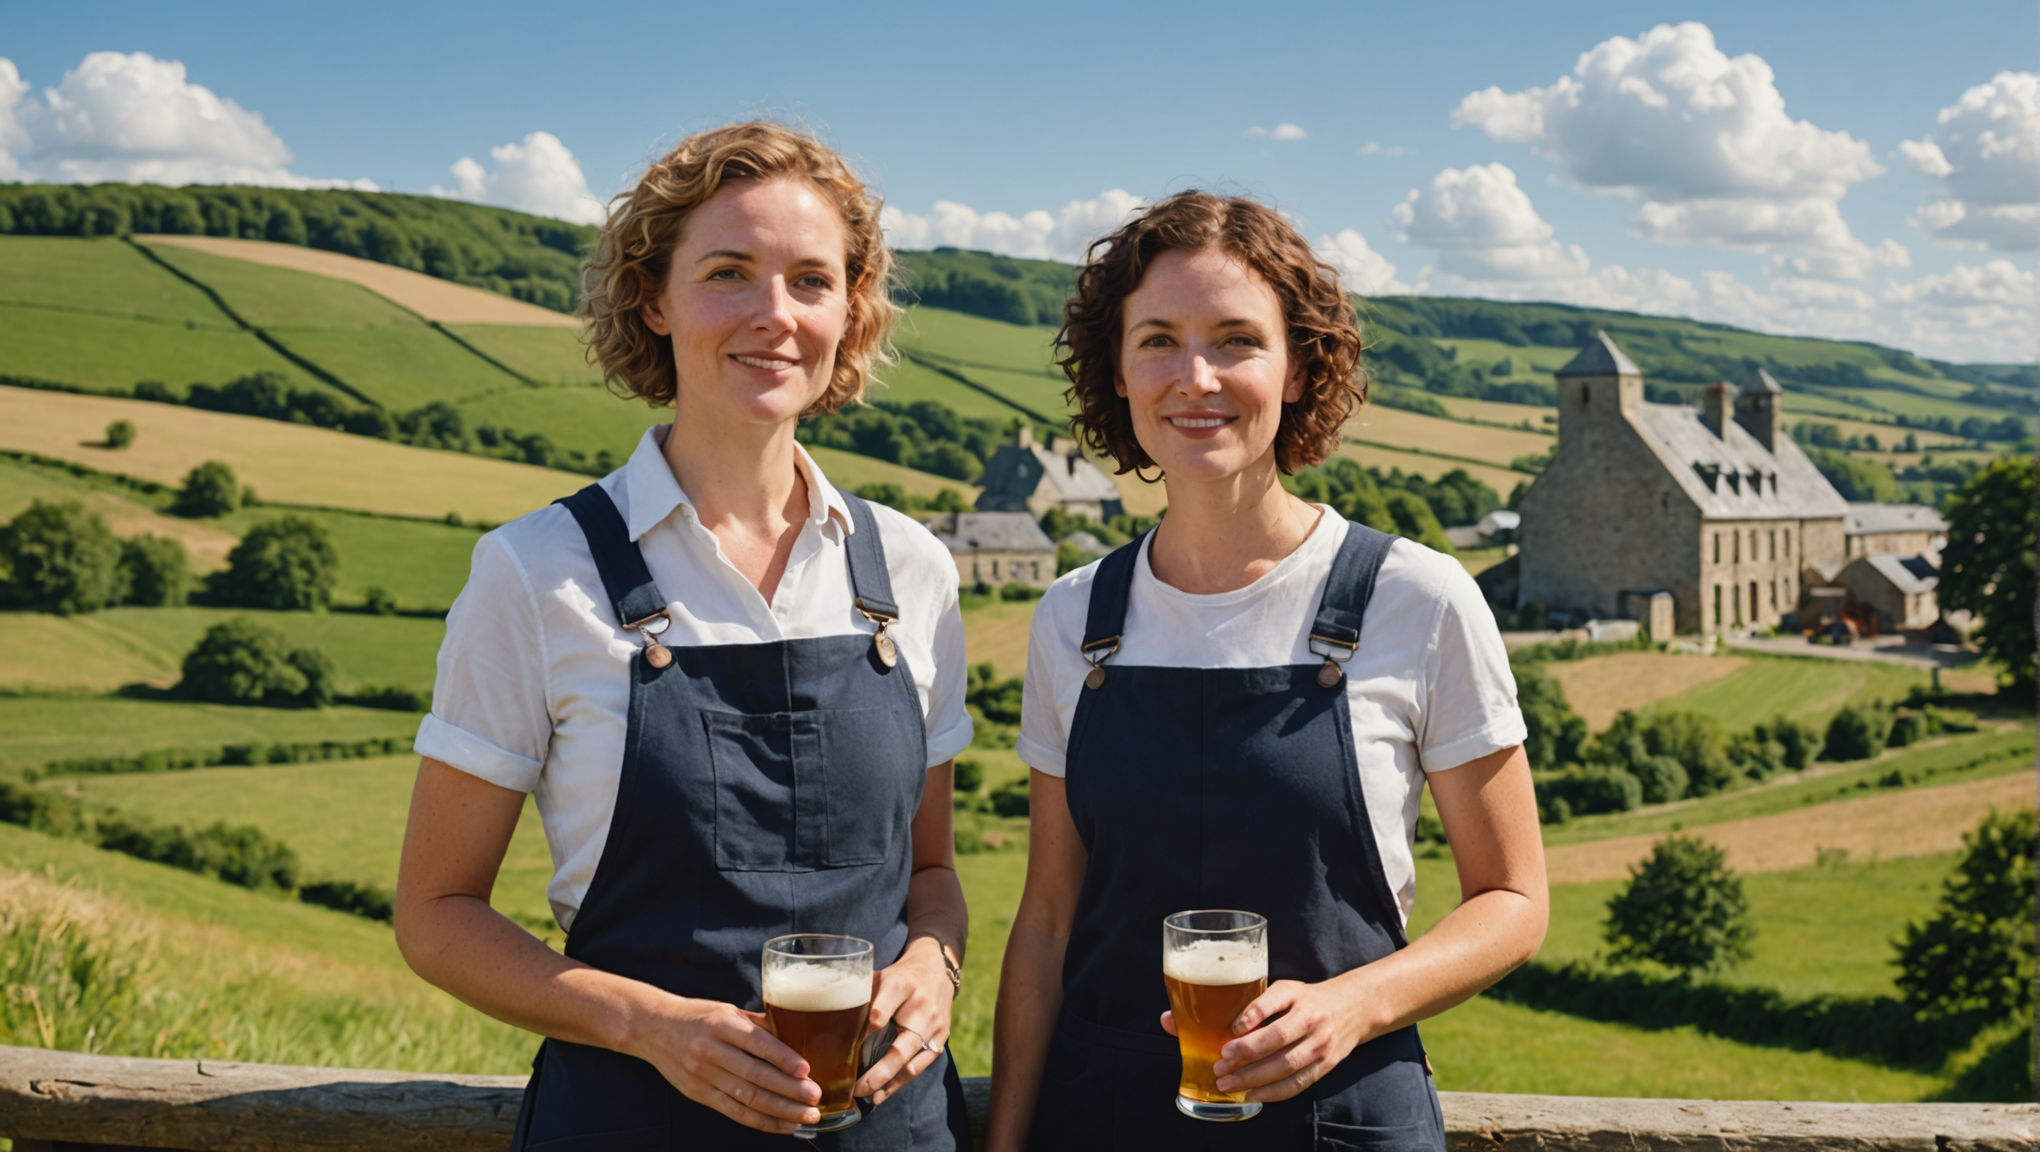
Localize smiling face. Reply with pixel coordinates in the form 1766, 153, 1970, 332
641, 176, 851, 432
1117, 246, 1302, 483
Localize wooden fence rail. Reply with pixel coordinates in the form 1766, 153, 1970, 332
1, 1046, 2032, 1152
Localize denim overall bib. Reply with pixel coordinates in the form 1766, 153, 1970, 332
1029, 521, 1446, 1152
512, 485, 970, 1151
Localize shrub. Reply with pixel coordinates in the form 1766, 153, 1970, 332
1515, 664, 1587, 771
104, 419, 136, 448
96, 817, 298, 890
1894, 808, 2035, 1018
300, 880, 395, 922
116, 534, 190, 607
338, 685, 430, 712
0, 499, 121, 613
952, 758, 984, 793
1821, 704, 1892, 761
988, 777, 1031, 818
170, 460, 242, 518
177, 618, 330, 707
998, 582, 1043, 601
211, 515, 340, 610
362, 585, 398, 615
1632, 755, 1689, 805
1536, 767, 1642, 819
287, 646, 337, 708
1604, 834, 1754, 973
965, 662, 1024, 726
853, 482, 907, 510
1586, 709, 1734, 796
1751, 715, 1818, 770
1886, 710, 1931, 748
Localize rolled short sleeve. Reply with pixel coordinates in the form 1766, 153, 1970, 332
414, 533, 552, 792
923, 582, 975, 768
1417, 562, 1527, 773
1016, 577, 1086, 777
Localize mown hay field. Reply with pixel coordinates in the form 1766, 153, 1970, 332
1643, 653, 1934, 729
1348, 402, 1552, 466
1328, 438, 1526, 500
0, 456, 240, 570
1549, 652, 1751, 730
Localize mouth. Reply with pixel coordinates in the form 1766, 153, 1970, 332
732, 353, 798, 371
1165, 414, 1235, 429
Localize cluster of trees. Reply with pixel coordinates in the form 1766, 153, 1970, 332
798, 399, 1041, 482
1820, 700, 1976, 761
1286, 457, 1502, 551
1940, 458, 2037, 691
127, 373, 619, 477
0, 499, 190, 613
1795, 418, 2027, 454
1362, 330, 1557, 407
0, 183, 591, 313
178, 618, 336, 708
893, 249, 1075, 327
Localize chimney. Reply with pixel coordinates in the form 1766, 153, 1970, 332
1734, 367, 1784, 453
1016, 426, 1034, 449
1702, 383, 1732, 440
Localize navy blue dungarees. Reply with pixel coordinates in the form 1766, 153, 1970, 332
512, 485, 971, 1151
1029, 521, 1447, 1152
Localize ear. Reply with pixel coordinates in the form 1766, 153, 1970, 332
641, 293, 672, 337
1114, 369, 1129, 399
1282, 358, 1306, 405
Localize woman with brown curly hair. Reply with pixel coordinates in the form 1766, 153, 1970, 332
987, 192, 1547, 1151
394, 121, 973, 1149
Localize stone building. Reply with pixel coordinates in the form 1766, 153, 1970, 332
925, 511, 1058, 589
974, 428, 1125, 522
1843, 503, 1948, 562
1515, 333, 1849, 636
1838, 554, 1940, 633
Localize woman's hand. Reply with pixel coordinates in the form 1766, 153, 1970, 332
1160, 975, 1376, 1104
629, 995, 825, 1134
854, 936, 957, 1104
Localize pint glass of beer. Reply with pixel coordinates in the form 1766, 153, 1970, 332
762, 934, 874, 1136
1162, 910, 1268, 1122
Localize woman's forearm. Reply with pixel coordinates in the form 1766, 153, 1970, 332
985, 919, 1068, 1152
906, 860, 968, 964
1329, 884, 1546, 1038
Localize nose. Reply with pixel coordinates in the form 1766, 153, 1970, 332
1182, 349, 1222, 395
751, 276, 798, 335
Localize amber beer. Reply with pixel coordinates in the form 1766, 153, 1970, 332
761, 934, 873, 1136
1162, 911, 1268, 1122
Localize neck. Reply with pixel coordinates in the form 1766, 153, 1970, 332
658, 405, 807, 536
1147, 453, 1320, 595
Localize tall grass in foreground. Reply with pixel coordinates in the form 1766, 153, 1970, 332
0, 866, 532, 1071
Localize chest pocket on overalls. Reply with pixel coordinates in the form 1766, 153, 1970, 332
702, 706, 919, 871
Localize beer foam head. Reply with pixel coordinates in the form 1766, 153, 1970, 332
1164, 938, 1267, 986
764, 963, 871, 1013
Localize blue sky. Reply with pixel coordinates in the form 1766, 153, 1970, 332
5, 1, 2034, 361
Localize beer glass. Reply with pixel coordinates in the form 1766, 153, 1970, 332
1163, 910, 1268, 1122
762, 934, 873, 1136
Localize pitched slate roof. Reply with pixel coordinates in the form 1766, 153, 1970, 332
1858, 553, 1940, 595
1741, 367, 1783, 395
1632, 403, 1849, 521
1844, 503, 1948, 536
926, 512, 1055, 554
975, 441, 1123, 506
1554, 330, 1642, 378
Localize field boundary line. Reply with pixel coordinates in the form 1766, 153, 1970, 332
897, 349, 1057, 425
0, 297, 241, 331
1342, 435, 1540, 475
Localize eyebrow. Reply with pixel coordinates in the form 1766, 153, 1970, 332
694, 250, 839, 271
1128, 317, 1265, 333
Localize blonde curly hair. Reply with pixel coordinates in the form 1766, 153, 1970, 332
579, 121, 896, 415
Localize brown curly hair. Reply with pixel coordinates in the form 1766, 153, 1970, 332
578, 121, 897, 416
1058, 190, 1365, 475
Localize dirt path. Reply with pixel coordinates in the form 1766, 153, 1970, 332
136, 235, 578, 327
1547, 652, 1749, 730
1544, 772, 2034, 884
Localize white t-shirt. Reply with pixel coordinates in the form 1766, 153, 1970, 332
1017, 508, 1524, 923
417, 426, 974, 929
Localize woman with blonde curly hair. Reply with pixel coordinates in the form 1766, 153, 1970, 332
396, 121, 974, 1148
987, 192, 1547, 1151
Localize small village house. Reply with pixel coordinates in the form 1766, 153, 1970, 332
974, 427, 1125, 522
925, 511, 1057, 589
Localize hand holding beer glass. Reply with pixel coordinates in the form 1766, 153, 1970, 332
1162, 910, 1268, 1122
762, 934, 873, 1137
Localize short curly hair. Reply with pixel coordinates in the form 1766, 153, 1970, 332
578, 121, 896, 416
1058, 191, 1365, 475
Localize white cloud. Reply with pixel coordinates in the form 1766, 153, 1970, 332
1904, 72, 2040, 251
432, 131, 605, 225
1243, 124, 1306, 140
1358, 142, 1406, 157
1387, 163, 1590, 280
882, 189, 1143, 262
0, 52, 371, 188
1317, 229, 1409, 295
1451, 22, 1898, 276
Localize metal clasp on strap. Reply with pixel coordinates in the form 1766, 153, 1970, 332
1309, 626, 1359, 688
623, 609, 674, 669
1080, 634, 1120, 690
855, 597, 900, 668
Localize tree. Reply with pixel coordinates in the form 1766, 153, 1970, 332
1384, 490, 1456, 554
211, 515, 341, 610
1894, 808, 2035, 1017
1604, 834, 1754, 973
171, 460, 242, 518
104, 419, 136, 448
0, 499, 121, 614
1938, 458, 2037, 691
1515, 664, 1587, 771
116, 534, 190, 607
179, 618, 306, 705
1821, 703, 1892, 761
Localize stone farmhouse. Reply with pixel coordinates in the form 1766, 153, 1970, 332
975, 428, 1125, 522
924, 511, 1058, 589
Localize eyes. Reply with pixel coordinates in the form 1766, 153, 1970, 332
702, 267, 838, 292
1136, 332, 1265, 350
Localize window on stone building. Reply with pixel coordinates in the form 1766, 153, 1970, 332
1784, 529, 1791, 557
1733, 533, 1740, 563
1769, 530, 1776, 560
1713, 584, 1722, 629
1770, 581, 1777, 610
1750, 581, 1758, 623
1732, 583, 1742, 627
1712, 533, 1720, 564
1750, 530, 1758, 559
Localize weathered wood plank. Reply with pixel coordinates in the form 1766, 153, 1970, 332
1, 1046, 2033, 1152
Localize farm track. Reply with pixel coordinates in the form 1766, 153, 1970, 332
1542, 771, 2033, 884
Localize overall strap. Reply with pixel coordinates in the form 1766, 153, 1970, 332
555, 484, 668, 629
837, 492, 898, 622
1079, 529, 1153, 665
1309, 521, 1397, 664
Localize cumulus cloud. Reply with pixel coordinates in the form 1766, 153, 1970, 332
433, 131, 605, 225
1317, 229, 1409, 295
1901, 72, 2040, 251
882, 189, 1143, 262
1452, 22, 1899, 276
1244, 123, 1307, 140
0, 52, 371, 188
1358, 142, 1405, 157
1387, 163, 1590, 280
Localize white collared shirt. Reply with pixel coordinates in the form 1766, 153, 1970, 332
1016, 509, 1525, 925
417, 426, 973, 929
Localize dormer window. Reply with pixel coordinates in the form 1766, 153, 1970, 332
1724, 470, 1741, 495
1746, 470, 1762, 494
1694, 462, 1720, 491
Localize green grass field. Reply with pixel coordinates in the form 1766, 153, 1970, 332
269, 325, 523, 408
0, 696, 421, 771
0, 305, 320, 394
445, 324, 604, 385
143, 243, 422, 330
213, 505, 483, 611
0, 235, 229, 327
1644, 653, 1933, 729
867, 358, 1038, 422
